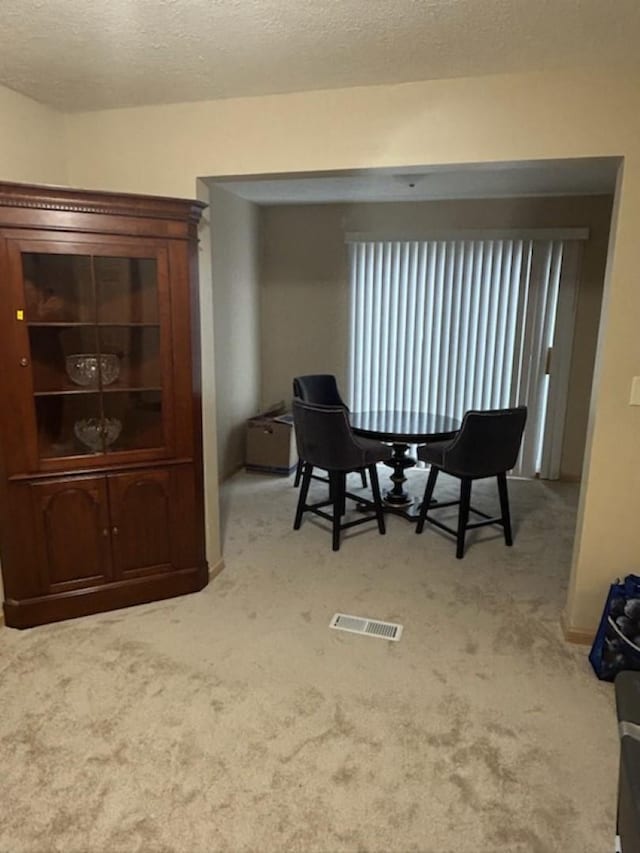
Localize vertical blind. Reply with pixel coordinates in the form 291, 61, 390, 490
347, 237, 565, 477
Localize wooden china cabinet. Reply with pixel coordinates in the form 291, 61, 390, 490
0, 182, 209, 628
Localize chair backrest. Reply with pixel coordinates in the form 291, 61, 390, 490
292, 374, 347, 408
443, 406, 528, 478
292, 398, 364, 471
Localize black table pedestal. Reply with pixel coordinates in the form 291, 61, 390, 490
383, 443, 416, 506
350, 410, 461, 523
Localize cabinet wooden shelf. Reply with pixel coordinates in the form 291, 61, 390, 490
27, 322, 162, 328
33, 386, 163, 397
0, 182, 209, 628
27, 322, 95, 327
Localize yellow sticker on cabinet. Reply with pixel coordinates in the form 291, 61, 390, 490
16, 309, 24, 320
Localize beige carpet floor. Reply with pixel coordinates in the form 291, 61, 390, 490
0, 468, 618, 853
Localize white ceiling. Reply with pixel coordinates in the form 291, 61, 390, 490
212, 159, 619, 205
0, 0, 639, 112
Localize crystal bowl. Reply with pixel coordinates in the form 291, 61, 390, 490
66, 353, 120, 387
74, 417, 122, 452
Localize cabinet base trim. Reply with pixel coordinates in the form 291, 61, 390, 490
3, 563, 209, 629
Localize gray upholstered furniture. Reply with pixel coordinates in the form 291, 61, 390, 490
616, 671, 640, 853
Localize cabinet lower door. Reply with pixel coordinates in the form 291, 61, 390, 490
30, 475, 113, 593
107, 468, 177, 578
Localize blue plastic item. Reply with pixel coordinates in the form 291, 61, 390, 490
590, 575, 640, 681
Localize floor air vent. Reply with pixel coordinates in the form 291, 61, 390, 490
329, 613, 403, 641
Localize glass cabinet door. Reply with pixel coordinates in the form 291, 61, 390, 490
95, 256, 165, 454
14, 244, 172, 467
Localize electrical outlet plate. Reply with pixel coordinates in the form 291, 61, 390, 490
631, 377, 640, 406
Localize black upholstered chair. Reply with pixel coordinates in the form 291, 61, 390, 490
292, 398, 392, 551
415, 406, 527, 558
292, 374, 367, 489
293, 374, 346, 407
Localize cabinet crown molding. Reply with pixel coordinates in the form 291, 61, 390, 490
0, 181, 206, 224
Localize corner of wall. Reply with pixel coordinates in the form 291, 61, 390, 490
196, 178, 222, 564
0, 83, 68, 186
210, 184, 262, 481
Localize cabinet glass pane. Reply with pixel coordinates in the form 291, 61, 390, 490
23, 253, 94, 323
95, 257, 159, 324
98, 326, 162, 390
103, 390, 163, 452
30, 326, 100, 393
36, 393, 103, 458
20, 249, 168, 463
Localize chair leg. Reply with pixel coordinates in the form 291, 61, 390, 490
339, 473, 347, 516
497, 472, 513, 546
293, 457, 303, 487
294, 464, 312, 530
360, 469, 367, 488
456, 478, 472, 559
416, 466, 439, 534
368, 464, 386, 535
330, 472, 347, 517
330, 472, 343, 551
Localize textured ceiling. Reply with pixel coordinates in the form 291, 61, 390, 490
0, 0, 639, 112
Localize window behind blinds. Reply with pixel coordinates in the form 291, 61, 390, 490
347, 237, 566, 478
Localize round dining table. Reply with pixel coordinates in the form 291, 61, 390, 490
350, 410, 461, 519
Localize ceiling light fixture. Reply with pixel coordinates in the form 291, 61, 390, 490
392, 173, 426, 189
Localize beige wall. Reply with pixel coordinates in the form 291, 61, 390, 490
260, 196, 612, 481
210, 185, 261, 479
0, 67, 633, 633
0, 83, 69, 613
0, 84, 67, 185
260, 204, 349, 409
61, 70, 635, 198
